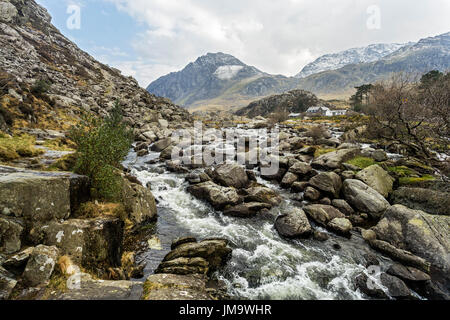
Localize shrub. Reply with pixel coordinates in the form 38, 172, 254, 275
31, 79, 52, 96
69, 101, 133, 201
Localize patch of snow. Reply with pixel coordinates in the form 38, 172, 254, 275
214, 65, 244, 80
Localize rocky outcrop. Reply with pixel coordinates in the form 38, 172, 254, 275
275, 208, 312, 239
308, 172, 342, 198
0, 266, 17, 300
343, 179, 390, 219
355, 165, 394, 198
0, 216, 23, 254
391, 188, 450, 216
372, 205, 450, 280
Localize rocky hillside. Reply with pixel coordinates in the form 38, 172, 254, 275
147, 52, 298, 110
296, 32, 450, 98
235, 89, 332, 118
0, 0, 191, 137
295, 43, 409, 78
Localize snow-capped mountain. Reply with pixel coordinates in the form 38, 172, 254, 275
295, 43, 410, 78
147, 52, 297, 109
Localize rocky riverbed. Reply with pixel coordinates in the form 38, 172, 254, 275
1, 116, 449, 300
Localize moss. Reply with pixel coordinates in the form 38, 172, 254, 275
399, 174, 435, 186
42, 138, 75, 151
386, 166, 417, 177
314, 148, 337, 158
0, 133, 44, 161
47, 153, 77, 171
345, 157, 376, 169
75, 201, 127, 221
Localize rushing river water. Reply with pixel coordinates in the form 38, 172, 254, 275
123, 127, 395, 300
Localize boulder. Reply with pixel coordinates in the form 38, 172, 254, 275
0, 216, 23, 254
387, 263, 431, 283
331, 199, 355, 216
372, 150, 388, 162
2, 247, 33, 275
303, 204, 345, 227
280, 172, 298, 188
188, 182, 241, 210
354, 273, 388, 299
392, 188, 450, 216
51, 278, 143, 300
0, 2, 18, 23
122, 179, 157, 225
372, 205, 450, 279
312, 148, 360, 170
308, 172, 342, 198
23, 245, 59, 287
304, 187, 321, 201
275, 208, 312, 239
243, 186, 281, 207
327, 218, 353, 237
209, 163, 249, 189
162, 239, 232, 273
151, 138, 172, 152
289, 161, 313, 177
0, 266, 16, 300
291, 181, 309, 192
156, 257, 209, 275
342, 179, 390, 219
41, 217, 124, 268
143, 274, 215, 300
223, 202, 271, 218
355, 165, 394, 198
0, 169, 71, 223
380, 273, 414, 300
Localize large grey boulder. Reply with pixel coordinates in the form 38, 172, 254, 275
0, 216, 23, 254
309, 172, 342, 198
312, 148, 360, 170
122, 179, 157, 225
275, 208, 312, 239
356, 165, 394, 198
0, 1, 17, 23
188, 181, 241, 210
209, 163, 249, 189
223, 202, 271, 218
373, 205, 450, 279
328, 217, 353, 237
22, 245, 59, 287
392, 187, 450, 216
303, 204, 345, 227
41, 217, 123, 268
343, 179, 390, 219
281, 172, 298, 188
243, 186, 282, 207
151, 138, 172, 152
289, 161, 313, 177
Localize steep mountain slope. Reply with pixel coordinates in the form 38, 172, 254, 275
235, 89, 332, 118
295, 32, 450, 97
0, 0, 190, 136
147, 52, 297, 110
295, 43, 409, 78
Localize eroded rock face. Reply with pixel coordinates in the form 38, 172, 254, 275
343, 179, 390, 219
223, 202, 271, 218
0, 2, 18, 23
392, 188, 450, 216
372, 205, 450, 280
22, 245, 59, 287
355, 165, 394, 198
209, 163, 249, 189
309, 172, 342, 198
0, 266, 17, 300
188, 181, 241, 210
275, 208, 312, 239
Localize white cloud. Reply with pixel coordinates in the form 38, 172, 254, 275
104, 0, 450, 86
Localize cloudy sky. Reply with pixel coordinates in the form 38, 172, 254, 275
36, 0, 450, 87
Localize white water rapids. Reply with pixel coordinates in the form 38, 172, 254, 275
122, 128, 392, 300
